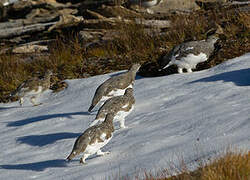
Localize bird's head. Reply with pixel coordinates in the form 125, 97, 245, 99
66, 149, 80, 161
207, 35, 220, 44
130, 63, 141, 73
44, 70, 53, 78
206, 23, 224, 39
124, 87, 134, 96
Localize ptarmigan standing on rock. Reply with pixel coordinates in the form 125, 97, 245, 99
88, 64, 140, 112
66, 113, 115, 164
89, 88, 135, 129
10, 70, 53, 106
159, 25, 223, 73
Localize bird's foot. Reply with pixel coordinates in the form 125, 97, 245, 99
187, 69, 193, 73
97, 150, 110, 156
80, 159, 87, 164
178, 68, 183, 74
119, 125, 127, 129
119, 121, 126, 129
33, 103, 43, 106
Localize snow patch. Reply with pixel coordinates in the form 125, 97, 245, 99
0, 54, 249, 180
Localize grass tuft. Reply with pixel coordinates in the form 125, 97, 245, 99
141, 151, 250, 180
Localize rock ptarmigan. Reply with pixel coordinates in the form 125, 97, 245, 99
89, 88, 135, 129
159, 26, 223, 73
66, 113, 115, 164
10, 70, 53, 106
88, 64, 140, 112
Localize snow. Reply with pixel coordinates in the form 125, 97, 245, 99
0, 53, 250, 180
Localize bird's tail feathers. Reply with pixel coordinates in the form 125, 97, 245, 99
88, 104, 95, 112
89, 119, 99, 127
160, 61, 173, 71
66, 151, 76, 161
9, 89, 18, 98
162, 64, 170, 69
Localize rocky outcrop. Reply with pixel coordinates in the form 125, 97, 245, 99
0, 0, 248, 52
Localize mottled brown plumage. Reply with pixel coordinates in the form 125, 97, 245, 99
88, 64, 140, 112
90, 88, 135, 129
159, 25, 223, 73
66, 113, 115, 164
11, 70, 53, 106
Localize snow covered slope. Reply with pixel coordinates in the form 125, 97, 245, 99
0, 53, 250, 180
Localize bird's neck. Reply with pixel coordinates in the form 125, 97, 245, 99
124, 92, 132, 98
128, 69, 137, 80
206, 35, 218, 44
104, 118, 113, 127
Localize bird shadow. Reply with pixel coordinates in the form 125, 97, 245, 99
189, 68, 250, 86
0, 106, 20, 111
17, 132, 81, 147
7, 111, 90, 127
0, 159, 68, 171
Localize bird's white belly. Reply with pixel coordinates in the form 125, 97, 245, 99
24, 86, 43, 97
100, 84, 133, 103
84, 136, 112, 155
115, 105, 134, 121
90, 104, 134, 127
108, 84, 133, 97
176, 53, 207, 69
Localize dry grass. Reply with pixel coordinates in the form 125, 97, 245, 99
139, 7, 250, 76
0, 6, 249, 102
142, 151, 250, 180
167, 7, 250, 70
0, 36, 85, 102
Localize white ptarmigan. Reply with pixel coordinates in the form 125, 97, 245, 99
66, 113, 115, 164
89, 88, 135, 129
160, 25, 223, 73
88, 64, 140, 112
10, 70, 53, 106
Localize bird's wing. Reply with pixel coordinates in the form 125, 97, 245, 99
174, 41, 204, 59
11, 77, 39, 96
158, 45, 181, 68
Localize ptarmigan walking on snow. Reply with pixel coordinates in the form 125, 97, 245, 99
88, 64, 140, 112
89, 88, 135, 129
159, 25, 223, 73
66, 113, 115, 164
10, 70, 53, 106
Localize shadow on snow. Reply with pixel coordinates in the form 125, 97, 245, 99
0, 159, 68, 171
0, 106, 20, 111
189, 68, 250, 86
7, 111, 90, 127
17, 132, 81, 147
